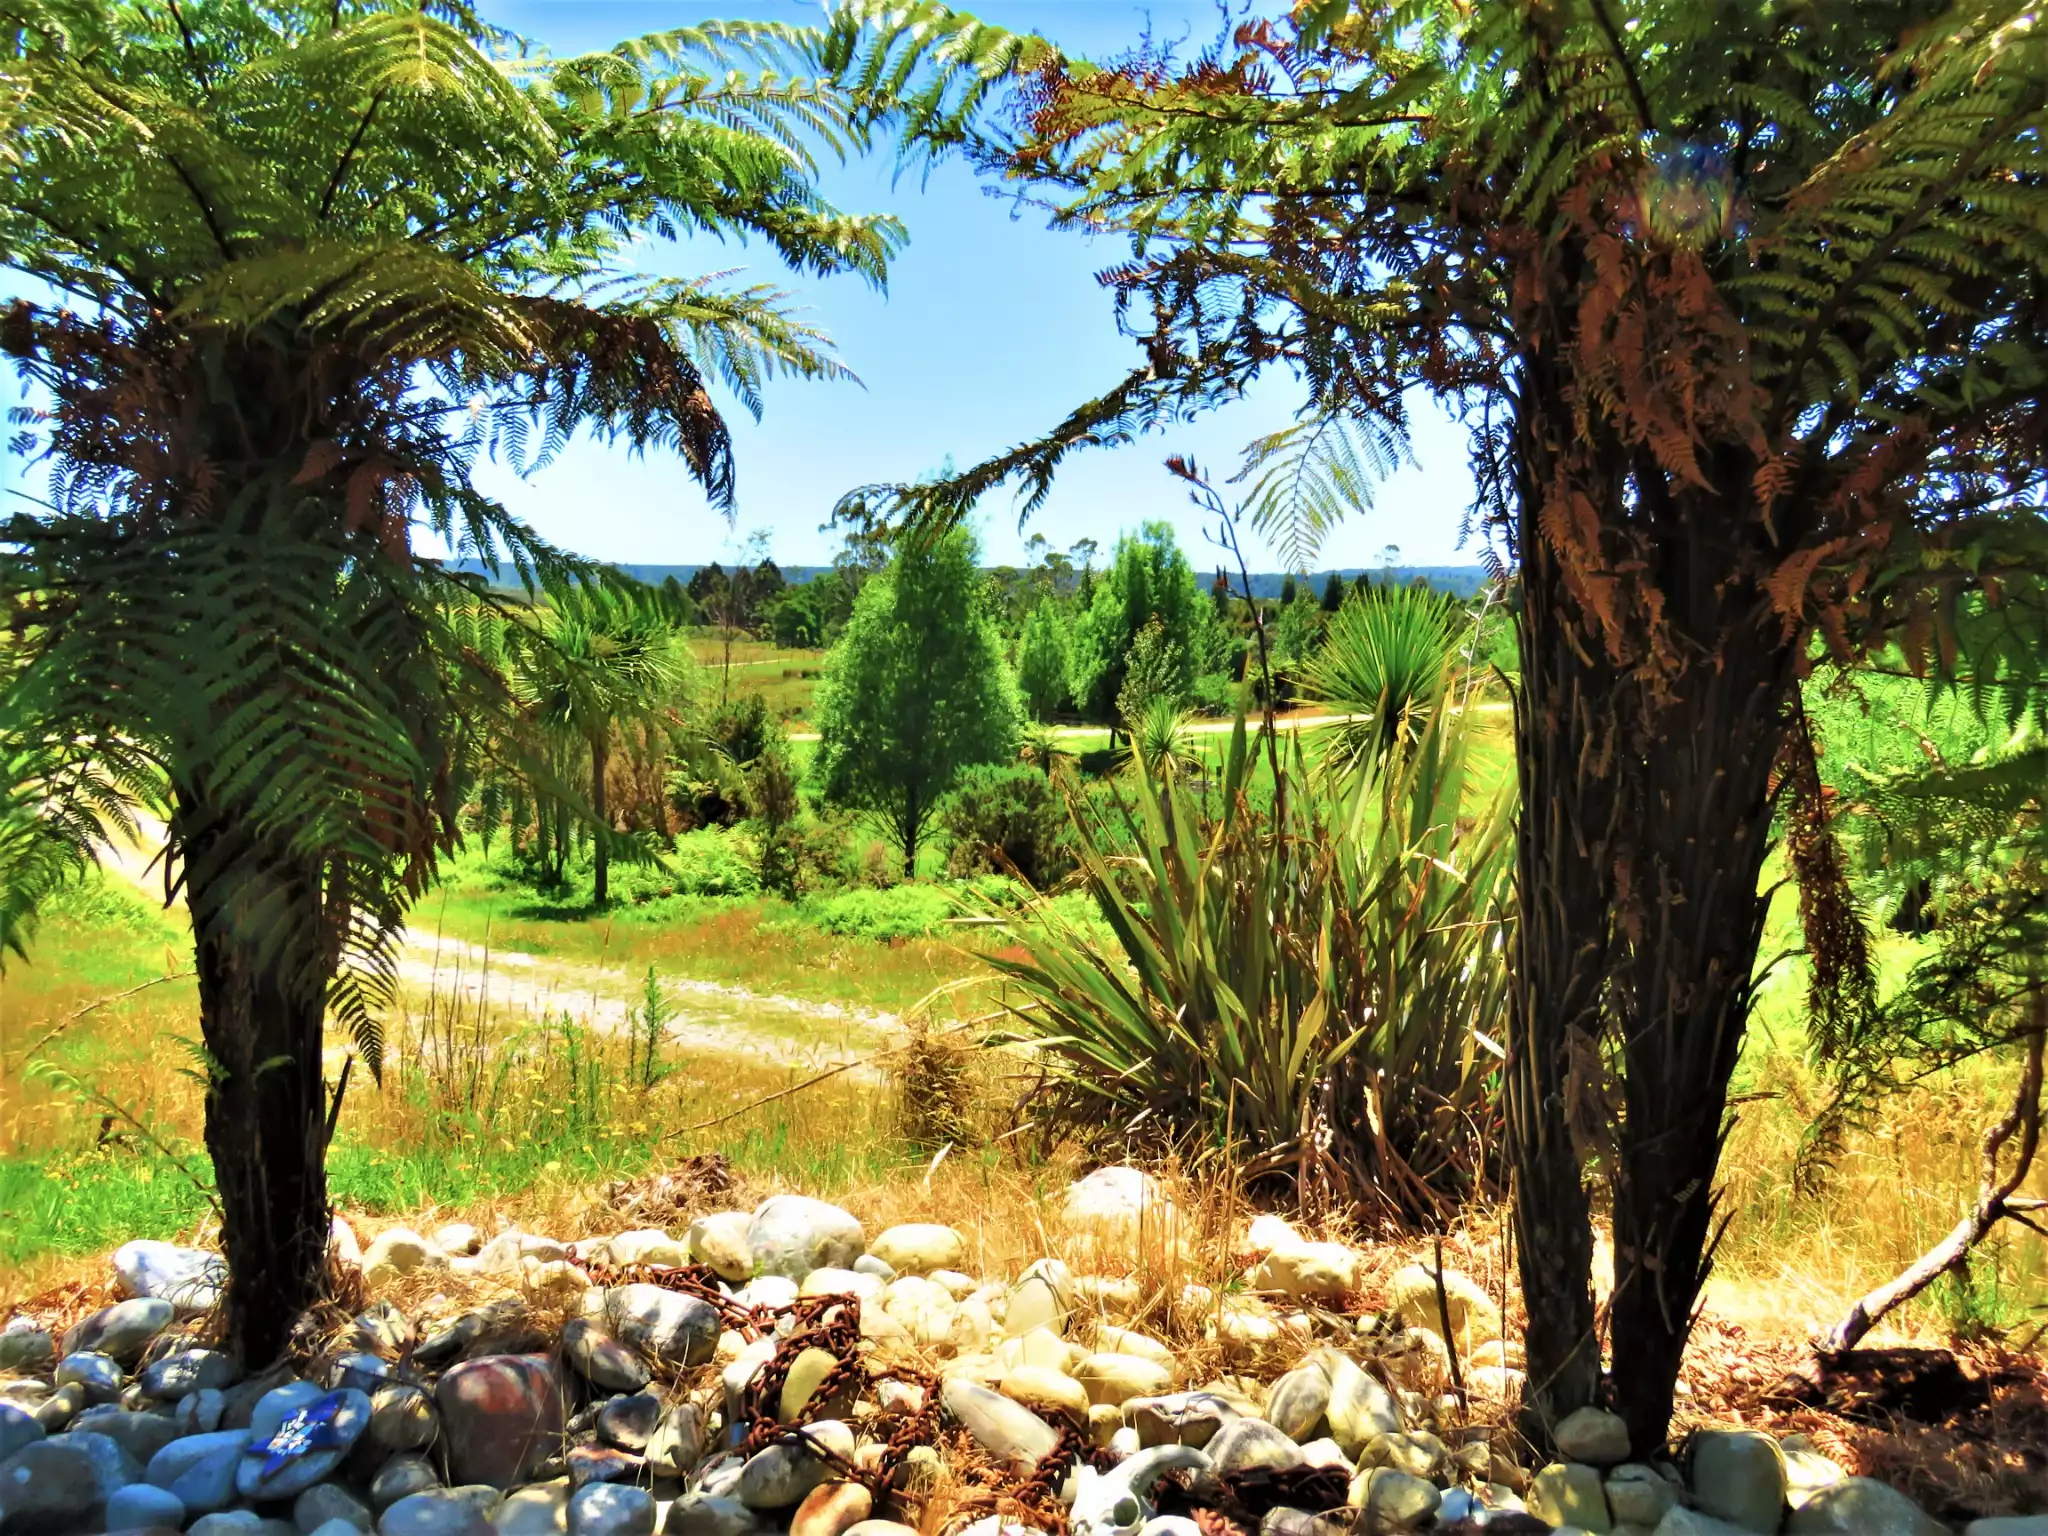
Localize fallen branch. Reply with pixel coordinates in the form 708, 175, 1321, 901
1818, 987, 2047, 1357
15, 969, 196, 1060
662, 1057, 867, 1140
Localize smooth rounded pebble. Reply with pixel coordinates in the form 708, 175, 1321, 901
106, 1481, 188, 1530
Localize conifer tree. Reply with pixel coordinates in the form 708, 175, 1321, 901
813, 528, 1021, 874
1016, 600, 1073, 722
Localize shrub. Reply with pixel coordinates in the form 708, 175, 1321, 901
1123, 695, 1199, 779
892, 1019, 980, 1150
709, 692, 778, 767
982, 697, 1512, 1227
663, 827, 762, 899
501, 827, 765, 905
1114, 617, 1186, 722
745, 745, 810, 898
1186, 670, 1237, 716
797, 876, 1025, 942
1298, 582, 1465, 774
853, 839, 901, 890
1075, 747, 1122, 778
754, 818, 845, 902
939, 764, 1075, 888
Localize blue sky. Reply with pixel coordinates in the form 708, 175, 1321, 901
3, 0, 1485, 574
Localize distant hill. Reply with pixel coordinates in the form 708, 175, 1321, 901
454, 558, 1494, 598
1236, 566, 1492, 599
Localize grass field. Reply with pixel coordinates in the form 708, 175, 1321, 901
0, 868, 943, 1295
686, 633, 828, 725
419, 840, 1047, 1015
2, 709, 2041, 1346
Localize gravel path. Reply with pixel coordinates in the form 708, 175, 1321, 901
95, 816, 892, 1076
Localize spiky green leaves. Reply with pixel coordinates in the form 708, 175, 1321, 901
983, 691, 1514, 1225
1297, 582, 1465, 777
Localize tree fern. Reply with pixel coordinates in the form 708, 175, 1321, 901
0, 0, 916, 1362
1233, 406, 1409, 574
816, 0, 2048, 1451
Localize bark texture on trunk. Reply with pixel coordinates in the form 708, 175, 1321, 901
898, 780, 923, 880
1605, 594, 1793, 1454
1507, 377, 1800, 1454
592, 732, 610, 907
181, 796, 332, 1368
1505, 388, 1616, 1439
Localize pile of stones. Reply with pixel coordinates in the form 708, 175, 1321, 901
0, 1169, 2030, 1536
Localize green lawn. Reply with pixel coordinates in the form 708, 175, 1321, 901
416, 852, 1000, 1017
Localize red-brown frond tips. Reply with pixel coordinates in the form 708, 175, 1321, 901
522, 298, 735, 511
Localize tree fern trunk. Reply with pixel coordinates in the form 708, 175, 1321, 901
592, 732, 610, 907
1506, 445, 1612, 1441
179, 795, 331, 1368
1509, 379, 1800, 1452
1605, 562, 1792, 1457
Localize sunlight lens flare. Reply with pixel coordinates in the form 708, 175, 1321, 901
1636, 138, 1747, 247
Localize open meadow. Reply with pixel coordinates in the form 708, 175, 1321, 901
6, 703, 2038, 1351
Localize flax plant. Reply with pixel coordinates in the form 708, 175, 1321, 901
986, 695, 1512, 1228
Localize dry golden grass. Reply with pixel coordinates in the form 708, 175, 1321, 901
8, 875, 2047, 1387
1712, 1050, 2048, 1345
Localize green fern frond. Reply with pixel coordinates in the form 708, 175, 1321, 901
1233, 407, 1409, 574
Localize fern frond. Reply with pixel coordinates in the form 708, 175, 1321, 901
1233, 407, 1409, 573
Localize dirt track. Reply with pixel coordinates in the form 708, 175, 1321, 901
96, 816, 892, 1077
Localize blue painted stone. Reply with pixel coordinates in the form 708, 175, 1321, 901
237, 1390, 371, 1501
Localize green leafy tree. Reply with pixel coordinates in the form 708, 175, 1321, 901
1016, 599, 1073, 721
516, 583, 693, 906
761, 568, 857, 649
748, 558, 786, 612
0, 0, 903, 1361
1068, 522, 1225, 726
712, 531, 773, 703
813, 529, 1021, 874
830, 0, 2048, 1447
687, 563, 729, 610
1114, 617, 1184, 724
1319, 572, 1345, 613
659, 575, 701, 626
1268, 588, 1325, 681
